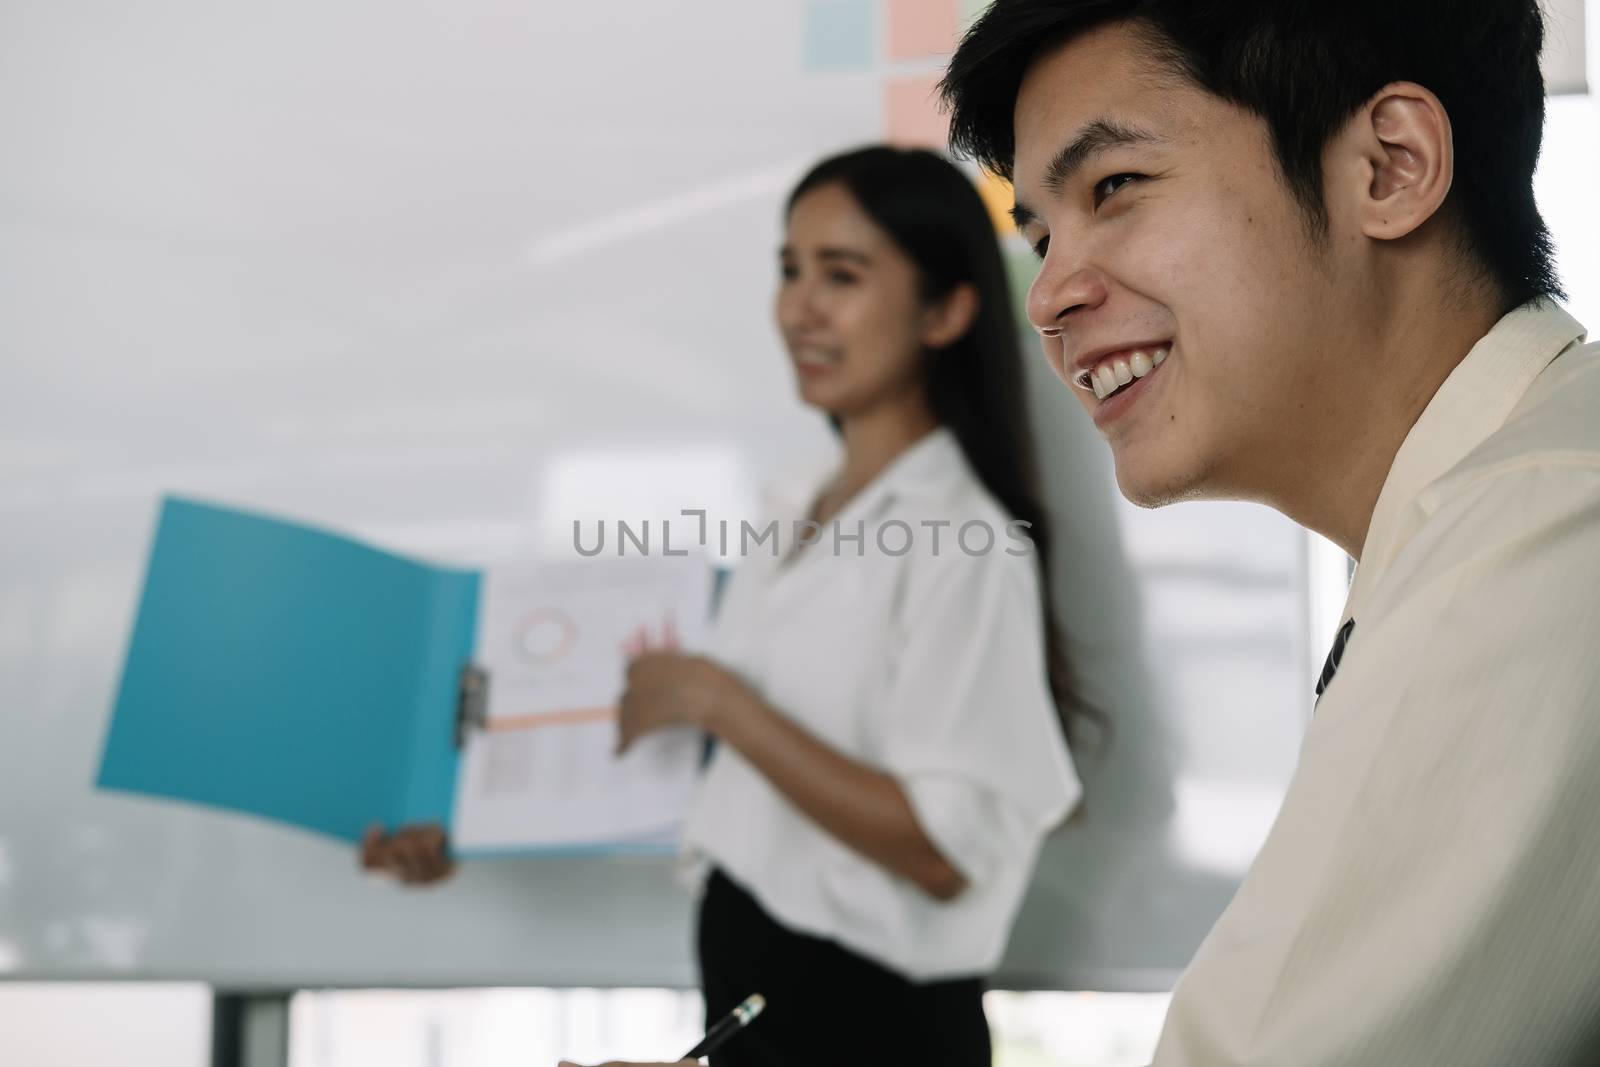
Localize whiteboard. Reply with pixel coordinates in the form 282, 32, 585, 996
0, 0, 1316, 990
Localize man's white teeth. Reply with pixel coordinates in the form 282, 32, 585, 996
1089, 346, 1170, 401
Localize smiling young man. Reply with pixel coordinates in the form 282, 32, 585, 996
937, 1, 1600, 1064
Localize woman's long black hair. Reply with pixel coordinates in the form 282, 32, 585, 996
788, 145, 1098, 753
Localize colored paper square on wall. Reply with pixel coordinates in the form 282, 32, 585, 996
886, 0, 959, 60
1003, 242, 1043, 325
976, 169, 1017, 237
885, 74, 948, 149
803, 0, 876, 72
961, 0, 993, 26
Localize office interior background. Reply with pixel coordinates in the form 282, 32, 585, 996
2, 1, 1597, 1065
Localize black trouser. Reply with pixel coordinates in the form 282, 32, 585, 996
696, 867, 992, 1066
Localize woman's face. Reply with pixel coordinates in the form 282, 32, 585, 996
774, 182, 930, 418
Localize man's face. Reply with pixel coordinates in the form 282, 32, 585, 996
1013, 21, 1364, 507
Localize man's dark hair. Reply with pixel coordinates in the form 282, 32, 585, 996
940, 0, 1563, 307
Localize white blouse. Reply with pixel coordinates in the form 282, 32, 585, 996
681, 427, 1082, 981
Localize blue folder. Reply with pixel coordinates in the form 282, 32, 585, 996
98, 497, 479, 843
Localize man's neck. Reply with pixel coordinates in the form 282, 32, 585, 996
1275, 287, 1507, 560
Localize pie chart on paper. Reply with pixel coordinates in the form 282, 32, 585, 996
511, 608, 577, 667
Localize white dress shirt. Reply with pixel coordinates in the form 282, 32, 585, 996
1155, 300, 1600, 1065
681, 427, 1082, 981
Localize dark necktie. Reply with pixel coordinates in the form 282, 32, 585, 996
1315, 618, 1356, 705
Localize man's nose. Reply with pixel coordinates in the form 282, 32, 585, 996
1025, 251, 1109, 336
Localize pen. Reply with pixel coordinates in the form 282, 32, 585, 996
683, 993, 766, 1059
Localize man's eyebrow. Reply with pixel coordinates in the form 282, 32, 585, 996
1042, 117, 1163, 194
1009, 118, 1163, 234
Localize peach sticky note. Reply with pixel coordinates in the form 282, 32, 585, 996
886, 0, 958, 60
885, 74, 948, 148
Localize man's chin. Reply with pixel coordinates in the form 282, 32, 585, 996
1113, 461, 1210, 509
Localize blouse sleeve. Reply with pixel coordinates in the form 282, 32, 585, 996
870, 545, 1082, 886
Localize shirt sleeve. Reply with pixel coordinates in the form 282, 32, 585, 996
1154, 464, 1600, 1066
870, 544, 1082, 887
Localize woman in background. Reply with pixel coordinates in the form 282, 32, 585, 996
373, 146, 1094, 1066
611, 145, 1092, 1065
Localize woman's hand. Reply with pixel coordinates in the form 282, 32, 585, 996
616, 652, 750, 755
359, 822, 455, 885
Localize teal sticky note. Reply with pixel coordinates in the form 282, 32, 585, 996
804, 0, 875, 73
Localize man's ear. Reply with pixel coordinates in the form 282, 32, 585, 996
920, 282, 980, 349
1351, 81, 1454, 241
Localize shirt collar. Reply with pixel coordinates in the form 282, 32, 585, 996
766, 425, 968, 521
1344, 298, 1586, 620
